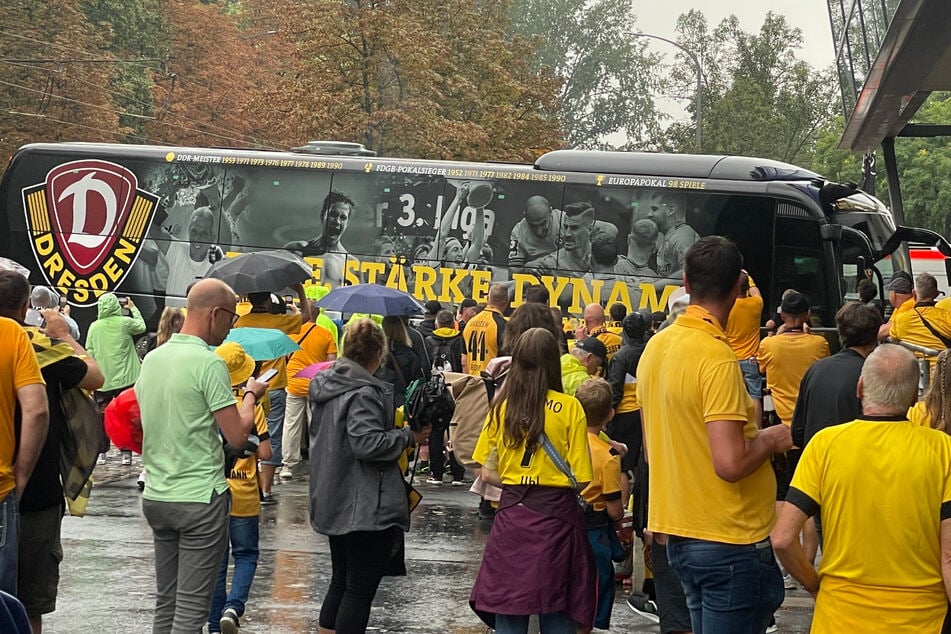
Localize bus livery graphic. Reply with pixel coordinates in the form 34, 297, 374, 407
21, 159, 159, 306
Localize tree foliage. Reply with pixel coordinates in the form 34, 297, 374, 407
508, 0, 662, 149
247, 0, 562, 161
659, 11, 836, 166
0, 1, 121, 157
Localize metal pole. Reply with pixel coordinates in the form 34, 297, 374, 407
630, 32, 702, 151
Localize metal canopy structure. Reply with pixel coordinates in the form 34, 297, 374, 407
835, 0, 951, 153
829, 0, 951, 227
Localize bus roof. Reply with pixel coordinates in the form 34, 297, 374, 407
534, 150, 821, 182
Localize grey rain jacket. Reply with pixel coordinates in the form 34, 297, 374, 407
308, 356, 415, 536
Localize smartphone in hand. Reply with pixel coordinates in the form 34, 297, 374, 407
257, 368, 279, 384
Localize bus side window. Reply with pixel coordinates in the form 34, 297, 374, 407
773, 217, 830, 326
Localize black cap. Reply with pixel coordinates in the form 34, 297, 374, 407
886, 271, 913, 294
460, 298, 477, 309
622, 312, 646, 341
574, 336, 607, 361
780, 292, 810, 315
423, 300, 442, 315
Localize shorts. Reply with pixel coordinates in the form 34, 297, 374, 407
739, 359, 762, 399
17, 505, 64, 615
605, 410, 642, 472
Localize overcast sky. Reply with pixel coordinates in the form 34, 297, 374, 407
633, 0, 836, 124
635, 0, 835, 69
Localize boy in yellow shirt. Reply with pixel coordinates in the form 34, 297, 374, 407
577, 378, 625, 630
210, 342, 272, 634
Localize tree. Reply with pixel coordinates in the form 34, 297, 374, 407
0, 1, 122, 159
509, 0, 663, 149
246, 0, 562, 161
660, 11, 837, 166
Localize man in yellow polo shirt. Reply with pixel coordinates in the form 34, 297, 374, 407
637, 236, 792, 632
878, 271, 913, 341
725, 270, 764, 420
773, 344, 951, 633
463, 284, 508, 376
889, 272, 951, 355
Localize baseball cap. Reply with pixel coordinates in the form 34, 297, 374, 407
780, 292, 810, 315
574, 336, 607, 361
424, 300, 442, 315
215, 342, 255, 387
460, 298, 477, 309
886, 271, 913, 294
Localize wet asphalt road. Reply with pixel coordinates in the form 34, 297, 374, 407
44, 454, 814, 633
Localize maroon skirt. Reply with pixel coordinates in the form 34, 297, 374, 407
469, 485, 596, 629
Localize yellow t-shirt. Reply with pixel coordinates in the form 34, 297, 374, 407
463, 307, 506, 376
228, 399, 269, 517
590, 327, 622, 362
473, 389, 592, 487
286, 323, 337, 397
581, 431, 622, 512
790, 419, 951, 633
908, 400, 931, 427
637, 304, 774, 544
890, 303, 951, 353
233, 312, 303, 389
725, 295, 763, 359
0, 318, 45, 498
757, 332, 830, 426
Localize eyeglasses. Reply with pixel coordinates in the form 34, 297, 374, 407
216, 306, 240, 326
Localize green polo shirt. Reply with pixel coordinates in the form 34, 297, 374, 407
137, 333, 236, 503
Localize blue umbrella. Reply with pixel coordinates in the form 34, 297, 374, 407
315, 284, 424, 316
224, 327, 300, 361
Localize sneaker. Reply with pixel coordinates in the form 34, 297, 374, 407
426, 476, 443, 485
137, 472, 146, 492
279, 466, 293, 481
97, 453, 106, 465
417, 462, 430, 475
261, 492, 277, 506
220, 607, 239, 634
626, 592, 660, 624
783, 573, 797, 590
120, 450, 132, 466
765, 625, 778, 633
451, 479, 466, 486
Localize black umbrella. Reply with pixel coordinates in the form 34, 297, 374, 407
205, 250, 312, 294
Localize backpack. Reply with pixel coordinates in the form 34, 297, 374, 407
430, 338, 453, 373
444, 358, 510, 469
60, 387, 107, 501
404, 372, 455, 434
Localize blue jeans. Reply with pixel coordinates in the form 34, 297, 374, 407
208, 516, 260, 632
587, 527, 615, 630
667, 536, 784, 634
495, 613, 577, 634
263, 389, 285, 467
0, 491, 19, 594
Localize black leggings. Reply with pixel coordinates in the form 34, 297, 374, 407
319, 528, 398, 633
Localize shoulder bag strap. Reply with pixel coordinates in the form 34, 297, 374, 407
914, 308, 951, 348
538, 433, 579, 490
286, 323, 319, 362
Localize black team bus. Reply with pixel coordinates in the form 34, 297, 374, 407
1, 141, 948, 334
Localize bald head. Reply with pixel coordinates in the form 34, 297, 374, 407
583, 303, 605, 328
487, 283, 509, 310
859, 344, 919, 415
186, 278, 236, 312
524, 196, 551, 222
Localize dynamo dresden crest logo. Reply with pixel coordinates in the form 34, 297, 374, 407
22, 160, 159, 306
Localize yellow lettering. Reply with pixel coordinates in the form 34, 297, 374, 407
43, 252, 64, 278
72, 278, 90, 303
35, 233, 55, 256
103, 256, 122, 282
638, 283, 678, 313
89, 273, 110, 296
470, 269, 492, 302
305, 257, 324, 284
568, 277, 604, 315
438, 267, 467, 303
361, 261, 386, 284
384, 260, 409, 292
344, 259, 361, 286
541, 275, 572, 308
411, 265, 438, 300
511, 273, 539, 305
604, 281, 632, 309
55, 269, 76, 295
113, 238, 135, 265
